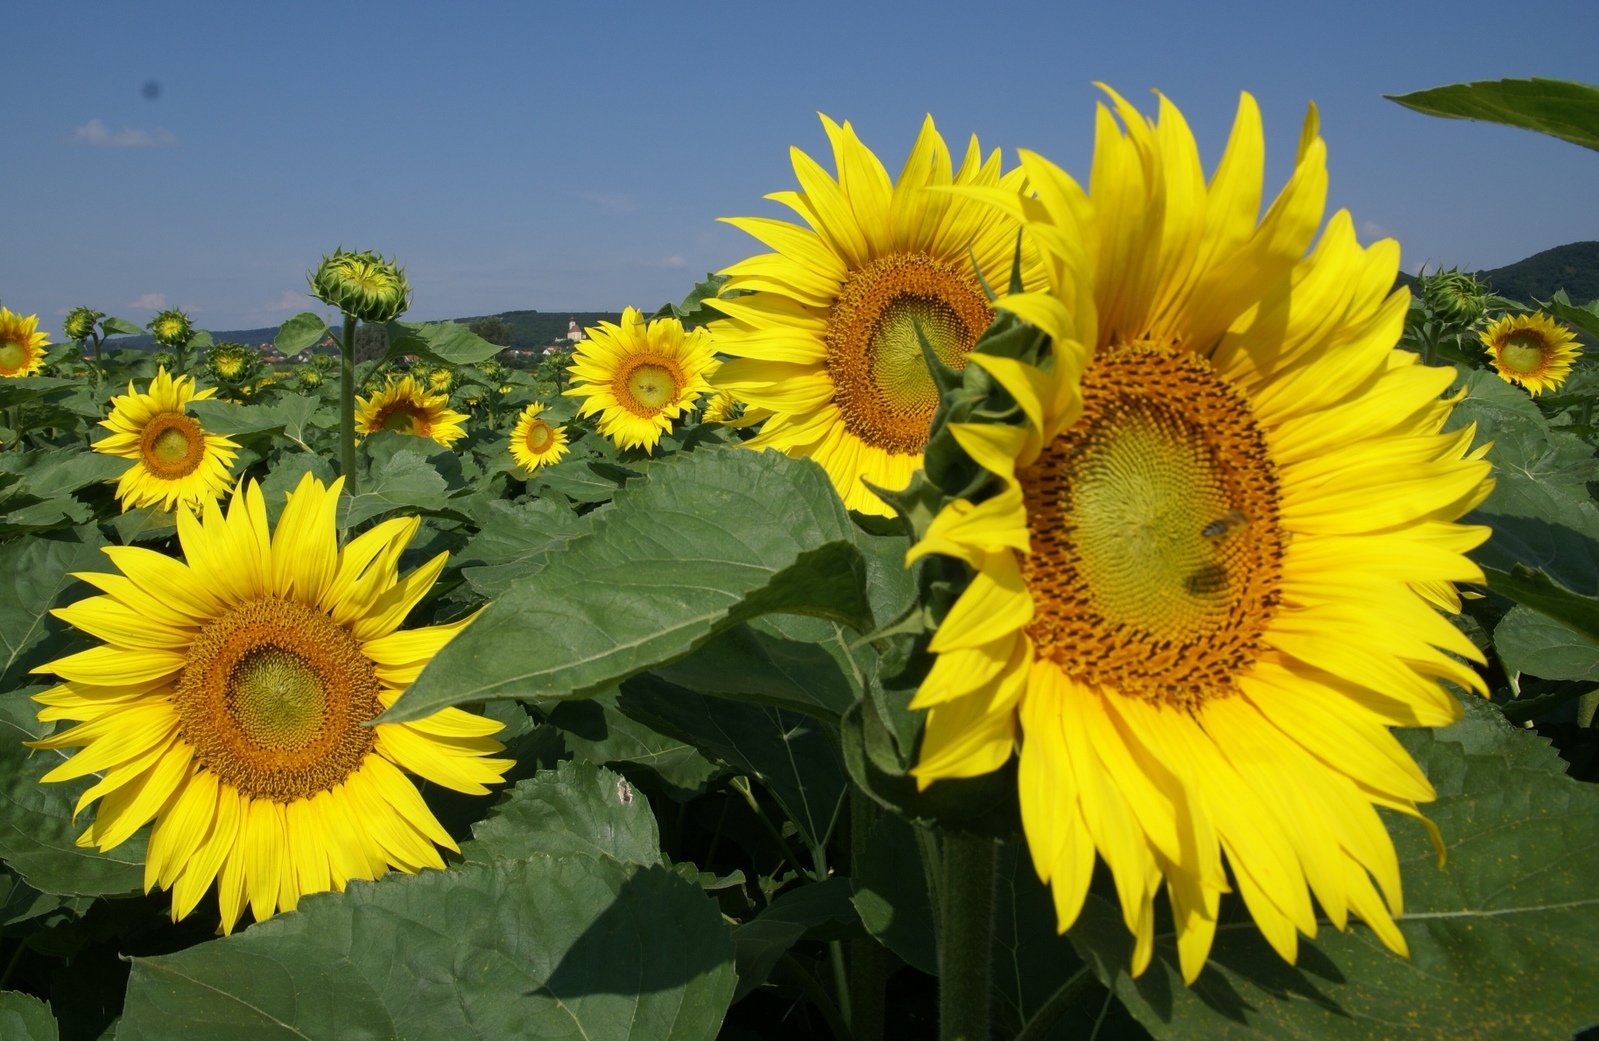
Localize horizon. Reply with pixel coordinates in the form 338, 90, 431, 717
5, 1, 1598, 339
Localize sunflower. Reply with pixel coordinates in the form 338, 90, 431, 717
147, 309, 194, 349
708, 115, 1042, 516
94, 368, 239, 512
29, 474, 511, 933
1480, 312, 1581, 395
355, 375, 468, 447
0, 307, 50, 378
509, 403, 569, 472
563, 307, 714, 452
907, 88, 1494, 983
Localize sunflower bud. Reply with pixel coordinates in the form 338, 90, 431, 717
1421, 268, 1489, 330
206, 341, 261, 386
478, 359, 505, 382
150, 350, 176, 371
425, 366, 455, 394
148, 309, 195, 349
308, 249, 411, 324
64, 306, 102, 342
297, 367, 325, 391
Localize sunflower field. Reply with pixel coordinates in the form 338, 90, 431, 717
2, 79, 1598, 1041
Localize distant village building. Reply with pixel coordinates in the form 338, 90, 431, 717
567, 318, 584, 342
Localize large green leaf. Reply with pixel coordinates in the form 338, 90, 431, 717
1387, 78, 1599, 152
649, 620, 861, 722
461, 760, 661, 867
337, 449, 453, 529
384, 320, 502, 366
0, 448, 127, 501
546, 690, 725, 801
117, 857, 736, 1041
1070, 695, 1599, 1040
0, 692, 146, 898
273, 312, 329, 356
0, 993, 58, 1041
0, 533, 108, 690
381, 447, 875, 722
1493, 603, 1599, 680
731, 877, 858, 1001
455, 497, 589, 599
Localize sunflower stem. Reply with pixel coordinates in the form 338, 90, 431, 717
939, 831, 995, 1041
338, 312, 359, 495
848, 790, 887, 1041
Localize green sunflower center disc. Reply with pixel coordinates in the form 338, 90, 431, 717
525, 420, 552, 450
622, 362, 679, 414
1020, 344, 1284, 708
1499, 332, 1548, 376
175, 597, 381, 800
0, 341, 25, 372
381, 406, 421, 433
827, 252, 992, 455
139, 413, 206, 479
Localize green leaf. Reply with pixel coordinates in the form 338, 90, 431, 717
462, 760, 661, 866
0, 993, 58, 1041
852, 810, 938, 974
385, 320, 502, 366
118, 856, 736, 1041
382, 447, 875, 722
1070, 695, 1599, 1040
273, 312, 329, 356
99, 316, 143, 337
456, 498, 589, 599
731, 877, 859, 1000
650, 621, 861, 722
1494, 603, 1599, 680
620, 675, 847, 850
337, 449, 451, 529
1386, 78, 1599, 152
0, 692, 147, 897
0, 448, 126, 501
186, 396, 322, 442
546, 690, 725, 801
0, 533, 108, 689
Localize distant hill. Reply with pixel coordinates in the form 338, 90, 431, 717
105, 311, 621, 352
1475, 241, 1599, 304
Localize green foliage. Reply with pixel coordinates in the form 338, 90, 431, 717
1387, 77, 1599, 152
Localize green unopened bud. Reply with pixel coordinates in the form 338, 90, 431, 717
308, 248, 411, 324
478, 359, 505, 381
310, 353, 338, 374
1421, 268, 1489, 330
64, 306, 102, 342
297, 367, 325, 391
206, 341, 260, 384
150, 349, 176, 371
425, 366, 455, 394
148, 309, 194, 348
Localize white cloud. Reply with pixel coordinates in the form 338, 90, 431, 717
129, 293, 166, 311
73, 119, 176, 148
578, 191, 638, 214
1359, 220, 1396, 245
655, 255, 687, 269
265, 290, 306, 312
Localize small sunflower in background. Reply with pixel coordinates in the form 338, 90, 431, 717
29, 474, 511, 933
701, 390, 743, 424
1480, 312, 1581, 395
508, 403, 569, 473
425, 366, 456, 395
64, 306, 104, 344
93, 368, 239, 511
147, 309, 194, 349
563, 307, 715, 452
355, 375, 468, 447
908, 88, 1494, 984
0, 306, 50, 378
205, 341, 262, 389
708, 114, 1041, 515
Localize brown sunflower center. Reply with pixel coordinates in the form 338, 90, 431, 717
524, 419, 553, 451
618, 360, 682, 416
1498, 332, 1550, 376
139, 413, 206, 479
0, 341, 26, 373
826, 252, 992, 455
174, 596, 381, 800
1019, 343, 1284, 709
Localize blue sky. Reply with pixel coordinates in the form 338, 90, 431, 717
4, 0, 1597, 337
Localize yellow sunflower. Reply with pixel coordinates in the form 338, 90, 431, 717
1480, 312, 1581, 395
0, 306, 50, 378
355, 375, 468, 447
94, 368, 239, 512
509, 403, 569, 472
29, 474, 511, 933
907, 88, 1494, 983
563, 307, 715, 452
707, 114, 1042, 516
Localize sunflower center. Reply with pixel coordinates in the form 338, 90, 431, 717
1019, 344, 1284, 709
0, 341, 25, 372
826, 252, 992, 455
1498, 332, 1548, 376
379, 405, 425, 434
619, 360, 681, 415
524, 419, 553, 451
174, 597, 380, 801
139, 413, 206, 479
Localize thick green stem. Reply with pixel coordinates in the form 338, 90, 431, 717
339, 313, 359, 494
849, 790, 887, 1041
939, 832, 996, 1041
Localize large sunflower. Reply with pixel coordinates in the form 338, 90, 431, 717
908, 89, 1494, 983
0, 306, 50, 378
29, 474, 511, 933
509, 402, 569, 472
355, 374, 468, 447
563, 307, 715, 452
1480, 312, 1581, 395
708, 115, 1041, 516
94, 368, 239, 512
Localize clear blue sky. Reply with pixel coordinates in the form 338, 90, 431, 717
5, 0, 1597, 338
